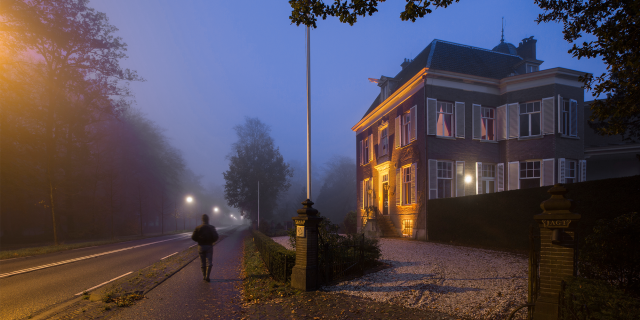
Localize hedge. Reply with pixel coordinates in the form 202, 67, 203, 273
427, 175, 640, 250
251, 229, 295, 283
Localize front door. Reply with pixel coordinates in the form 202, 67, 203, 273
382, 182, 389, 215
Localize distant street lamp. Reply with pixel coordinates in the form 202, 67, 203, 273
213, 207, 219, 213
186, 196, 194, 229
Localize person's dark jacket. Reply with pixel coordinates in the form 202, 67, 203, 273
191, 224, 219, 246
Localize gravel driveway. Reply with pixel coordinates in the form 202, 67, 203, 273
272, 236, 528, 319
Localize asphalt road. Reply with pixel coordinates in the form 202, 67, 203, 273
0, 225, 238, 320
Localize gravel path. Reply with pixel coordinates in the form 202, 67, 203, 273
271, 236, 528, 319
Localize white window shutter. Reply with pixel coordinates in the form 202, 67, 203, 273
472, 104, 481, 140
542, 158, 555, 186
410, 106, 417, 141
559, 158, 566, 184
455, 102, 465, 138
476, 162, 483, 194
427, 98, 437, 135
497, 105, 507, 140
359, 140, 363, 165
395, 116, 401, 148
542, 97, 555, 135
497, 163, 504, 192
429, 159, 437, 199
396, 168, 401, 205
579, 160, 587, 182
456, 161, 465, 197
557, 95, 563, 134
508, 161, 519, 191
369, 134, 373, 162
570, 99, 578, 137
508, 103, 519, 139
411, 163, 417, 203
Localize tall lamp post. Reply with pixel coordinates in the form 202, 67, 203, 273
291, 23, 322, 292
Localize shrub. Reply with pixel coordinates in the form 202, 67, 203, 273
251, 229, 295, 283
561, 277, 640, 320
579, 212, 640, 295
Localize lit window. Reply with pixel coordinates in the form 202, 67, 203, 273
436, 101, 454, 137
481, 107, 495, 141
402, 220, 413, 237
519, 102, 541, 137
437, 161, 453, 198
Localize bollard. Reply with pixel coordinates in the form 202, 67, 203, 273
291, 199, 322, 291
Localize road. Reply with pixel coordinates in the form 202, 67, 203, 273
0, 225, 238, 320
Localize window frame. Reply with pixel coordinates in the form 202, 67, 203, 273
561, 99, 571, 136
481, 163, 496, 194
565, 159, 577, 183
363, 136, 370, 164
401, 219, 413, 237
481, 107, 496, 141
363, 178, 372, 207
436, 161, 453, 199
402, 165, 412, 205
379, 125, 389, 157
436, 101, 454, 137
402, 112, 411, 146
519, 101, 542, 137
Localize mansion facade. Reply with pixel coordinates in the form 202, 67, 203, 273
352, 37, 589, 240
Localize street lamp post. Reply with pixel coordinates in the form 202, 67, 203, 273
186, 196, 193, 230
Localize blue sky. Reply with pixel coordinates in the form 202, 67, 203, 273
91, 0, 606, 188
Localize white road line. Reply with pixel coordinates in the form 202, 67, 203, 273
189, 244, 197, 248
74, 271, 133, 296
160, 252, 178, 260
71, 246, 98, 251
0, 235, 190, 279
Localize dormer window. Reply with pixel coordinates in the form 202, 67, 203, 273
526, 64, 539, 73
381, 84, 390, 101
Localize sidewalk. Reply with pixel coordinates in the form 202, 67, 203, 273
113, 226, 249, 320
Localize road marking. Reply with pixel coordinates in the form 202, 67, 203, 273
160, 252, 178, 260
71, 246, 98, 251
74, 271, 133, 296
0, 235, 190, 279
189, 244, 196, 248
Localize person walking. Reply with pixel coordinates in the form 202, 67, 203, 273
191, 214, 219, 282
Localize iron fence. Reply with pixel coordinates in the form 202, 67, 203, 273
317, 232, 365, 285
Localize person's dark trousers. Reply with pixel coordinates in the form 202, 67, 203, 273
198, 245, 213, 282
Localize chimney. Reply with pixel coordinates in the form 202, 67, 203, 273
517, 36, 537, 60
400, 58, 412, 69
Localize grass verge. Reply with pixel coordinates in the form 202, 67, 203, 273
240, 234, 459, 320
0, 231, 189, 260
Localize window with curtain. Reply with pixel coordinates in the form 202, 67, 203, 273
437, 101, 454, 137
481, 107, 495, 140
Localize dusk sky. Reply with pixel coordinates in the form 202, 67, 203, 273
91, 0, 606, 188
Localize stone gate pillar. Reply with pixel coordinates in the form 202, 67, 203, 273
291, 199, 322, 291
533, 184, 581, 320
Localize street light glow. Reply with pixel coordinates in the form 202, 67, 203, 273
213, 207, 219, 212
186, 196, 193, 203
